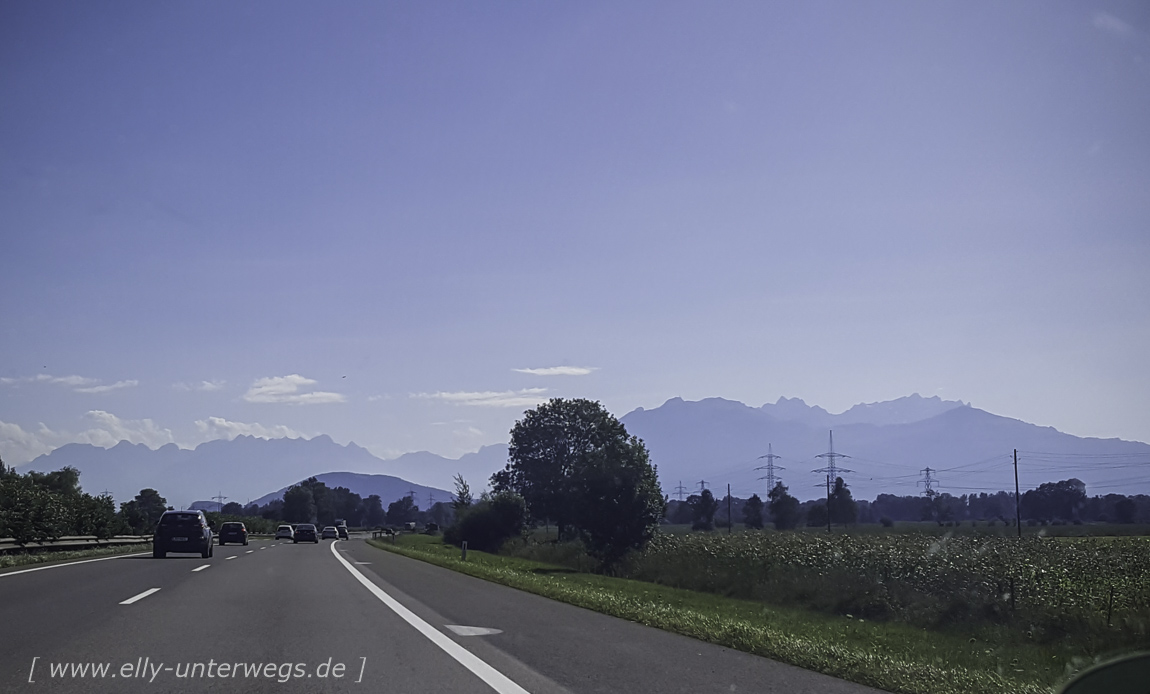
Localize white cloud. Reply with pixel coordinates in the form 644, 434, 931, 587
413, 388, 549, 408
0, 411, 176, 465
0, 420, 58, 463
35, 374, 100, 387
74, 379, 139, 394
1, 373, 136, 393
243, 374, 346, 405
81, 410, 174, 447
174, 379, 226, 392
194, 416, 306, 441
513, 366, 598, 376
1093, 12, 1134, 37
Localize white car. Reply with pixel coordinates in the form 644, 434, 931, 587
321, 526, 339, 540
275, 524, 294, 540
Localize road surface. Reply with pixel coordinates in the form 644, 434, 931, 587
0, 535, 886, 693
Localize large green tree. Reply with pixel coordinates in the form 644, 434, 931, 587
363, 494, 385, 527
386, 496, 419, 525
687, 489, 719, 531
492, 398, 664, 563
120, 488, 169, 533
828, 477, 857, 525
768, 482, 800, 530
282, 484, 316, 523
742, 493, 765, 529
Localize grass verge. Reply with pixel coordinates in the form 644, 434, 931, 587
0, 542, 152, 570
366, 534, 1089, 694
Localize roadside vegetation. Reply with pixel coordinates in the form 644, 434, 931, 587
0, 542, 152, 570
375, 398, 1149, 694
371, 533, 1069, 694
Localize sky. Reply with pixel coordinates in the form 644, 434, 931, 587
2, 1, 1148, 470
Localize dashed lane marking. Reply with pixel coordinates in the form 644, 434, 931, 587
192, 565, 210, 572
120, 588, 160, 605
446, 625, 504, 637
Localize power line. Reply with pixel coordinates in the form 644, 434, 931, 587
812, 429, 853, 488
754, 443, 785, 495
812, 431, 853, 533
918, 467, 939, 498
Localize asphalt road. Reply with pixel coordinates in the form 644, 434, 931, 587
0, 536, 886, 693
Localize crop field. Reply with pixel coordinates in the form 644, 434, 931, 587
627, 531, 1150, 654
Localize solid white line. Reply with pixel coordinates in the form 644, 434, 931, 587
192, 564, 210, 572
226, 556, 236, 561
120, 587, 160, 605
328, 540, 529, 694
0, 552, 149, 578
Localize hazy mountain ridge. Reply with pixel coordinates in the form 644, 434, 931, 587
621, 398, 1150, 500
18, 394, 1149, 509
18, 435, 500, 511
192, 472, 451, 512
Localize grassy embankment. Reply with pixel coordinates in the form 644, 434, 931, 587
367, 533, 1120, 694
0, 542, 152, 570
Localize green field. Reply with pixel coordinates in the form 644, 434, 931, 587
369, 527, 1150, 694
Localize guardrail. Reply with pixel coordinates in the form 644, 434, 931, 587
0, 535, 153, 555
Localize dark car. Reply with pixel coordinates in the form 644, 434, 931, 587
153, 510, 213, 558
336, 526, 348, 540
218, 521, 248, 546
293, 523, 319, 543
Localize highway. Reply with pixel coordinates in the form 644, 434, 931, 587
0, 536, 885, 693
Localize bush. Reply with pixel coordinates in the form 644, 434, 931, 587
443, 492, 526, 553
879, 516, 894, 528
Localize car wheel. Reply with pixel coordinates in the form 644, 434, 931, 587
153, 549, 165, 559
219, 540, 225, 546
293, 539, 297, 544
243, 540, 248, 546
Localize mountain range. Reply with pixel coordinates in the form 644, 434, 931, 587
16, 394, 1150, 507
620, 395, 1150, 500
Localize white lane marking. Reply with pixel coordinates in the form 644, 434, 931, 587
329, 540, 529, 694
355, 562, 371, 565
120, 588, 161, 605
245, 550, 254, 554
192, 564, 210, 572
259, 547, 266, 550
226, 556, 236, 560
446, 625, 503, 637
0, 552, 149, 578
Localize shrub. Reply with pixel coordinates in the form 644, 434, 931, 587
880, 516, 894, 528
443, 491, 526, 553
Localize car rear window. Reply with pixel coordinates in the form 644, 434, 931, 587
222, 522, 243, 529
160, 514, 202, 527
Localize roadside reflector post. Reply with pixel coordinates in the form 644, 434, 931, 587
461, 541, 467, 561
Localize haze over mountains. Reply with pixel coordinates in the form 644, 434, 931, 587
621, 395, 1150, 501
16, 394, 1150, 508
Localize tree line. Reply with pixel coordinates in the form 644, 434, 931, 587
664, 475, 1150, 530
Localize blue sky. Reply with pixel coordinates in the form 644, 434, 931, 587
2, 1, 1148, 467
